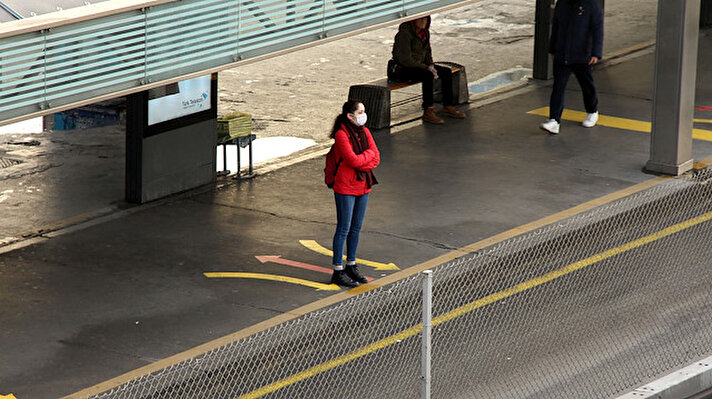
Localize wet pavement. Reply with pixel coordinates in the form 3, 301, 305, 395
2, 4, 712, 399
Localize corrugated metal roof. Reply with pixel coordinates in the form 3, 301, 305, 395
0, 0, 110, 22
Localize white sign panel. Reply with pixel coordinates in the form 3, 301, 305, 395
147, 75, 211, 126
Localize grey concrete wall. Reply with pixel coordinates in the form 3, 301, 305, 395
140, 119, 216, 203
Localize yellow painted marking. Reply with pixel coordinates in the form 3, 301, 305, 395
527, 107, 712, 142
204, 272, 340, 291
436, 209, 712, 325
299, 240, 399, 270
240, 210, 712, 399
695, 118, 712, 124
1, 395, 18, 399
237, 324, 423, 399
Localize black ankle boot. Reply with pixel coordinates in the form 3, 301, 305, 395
345, 264, 367, 284
331, 269, 359, 288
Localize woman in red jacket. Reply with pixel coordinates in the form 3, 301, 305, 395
329, 100, 380, 288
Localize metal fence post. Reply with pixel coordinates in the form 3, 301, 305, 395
422, 270, 433, 399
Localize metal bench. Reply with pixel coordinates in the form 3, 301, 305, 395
217, 134, 256, 179
216, 111, 256, 179
347, 61, 469, 129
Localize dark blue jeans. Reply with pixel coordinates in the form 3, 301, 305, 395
332, 193, 370, 265
549, 59, 598, 123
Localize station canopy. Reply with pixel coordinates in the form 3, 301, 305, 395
0, 0, 110, 22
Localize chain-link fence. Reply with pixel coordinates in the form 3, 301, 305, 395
85, 168, 712, 399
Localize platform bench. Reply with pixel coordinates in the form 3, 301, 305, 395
217, 133, 256, 180
347, 61, 469, 130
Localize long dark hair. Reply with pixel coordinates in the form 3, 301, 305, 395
329, 99, 362, 139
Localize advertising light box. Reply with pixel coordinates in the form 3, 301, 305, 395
147, 75, 212, 126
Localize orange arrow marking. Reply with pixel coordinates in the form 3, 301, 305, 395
256, 255, 332, 274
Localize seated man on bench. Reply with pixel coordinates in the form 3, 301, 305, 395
388, 15, 467, 125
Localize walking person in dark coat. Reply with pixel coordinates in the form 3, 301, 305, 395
540, 0, 603, 135
388, 16, 466, 125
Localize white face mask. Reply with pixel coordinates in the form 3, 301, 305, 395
353, 112, 367, 127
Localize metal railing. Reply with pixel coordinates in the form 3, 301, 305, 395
72, 168, 712, 398
0, 1, 23, 20
0, 0, 469, 126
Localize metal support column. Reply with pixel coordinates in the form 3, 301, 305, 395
646, 0, 701, 175
533, 0, 555, 80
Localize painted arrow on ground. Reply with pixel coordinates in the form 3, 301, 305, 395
204, 272, 340, 291
299, 240, 399, 271
256, 255, 374, 281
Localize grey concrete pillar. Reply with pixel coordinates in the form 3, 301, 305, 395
646, 0, 701, 175
126, 74, 218, 203
533, 0, 555, 80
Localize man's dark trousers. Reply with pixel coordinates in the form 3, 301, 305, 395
549, 59, 598, 123
389, 64, 455, 109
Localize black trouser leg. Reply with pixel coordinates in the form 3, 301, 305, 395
392, 66, 435, 109
549, 59, 572, 123
572, 63, 598, 114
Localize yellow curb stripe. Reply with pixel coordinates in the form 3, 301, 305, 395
527, 107, 712, 142
238, 324, 422, 399
204, 272, 340, 291
240, 209, 712, 398
436, 210, 712, 326
695, 118, 712, 124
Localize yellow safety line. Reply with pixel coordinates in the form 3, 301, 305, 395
238, 209, 712, 399
238, 324, 423, 399
695, 118, 712, 124
299, 240, 399, 270
527, 107, 712, 142
204, 272, 340, 291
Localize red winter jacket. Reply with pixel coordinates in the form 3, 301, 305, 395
332, 125, 380, 196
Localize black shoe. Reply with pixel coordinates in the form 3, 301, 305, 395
345, 264, 368, 284
331, 269, 360, 288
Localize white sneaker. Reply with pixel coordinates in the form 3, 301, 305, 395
582, 111, 599, 128
540, 119, 560, 134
